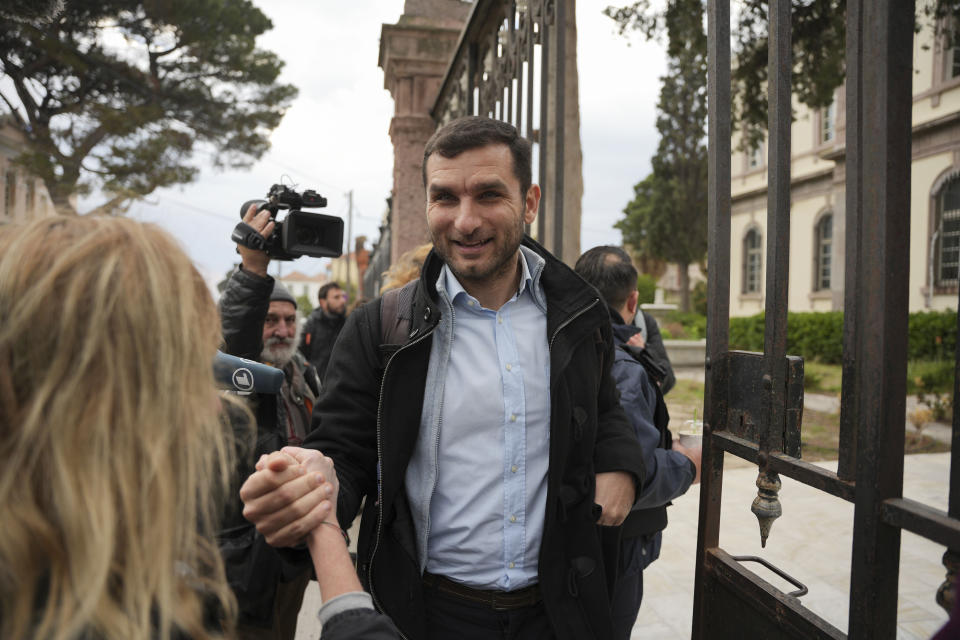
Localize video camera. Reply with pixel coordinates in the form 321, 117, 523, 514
233, 184, 344, 261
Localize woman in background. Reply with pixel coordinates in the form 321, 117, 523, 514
0, 216, 396, 640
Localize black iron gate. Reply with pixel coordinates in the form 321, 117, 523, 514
694, 1, 960, 638
431, 0, 568, 260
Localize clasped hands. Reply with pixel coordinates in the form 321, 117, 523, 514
239, 446, 340, 547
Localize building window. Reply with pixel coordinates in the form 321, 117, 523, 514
815, 214, 833, 291
821, 100, 836, 144
25, 180, 35, 214
4, 171, 16, 215
936, 177, 960, 287
748, 142, 763, 170
947, 42, 960, 79
743, 228, 763, 294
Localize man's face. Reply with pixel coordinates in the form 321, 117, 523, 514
424, 144, 539, 288
320, 287, 347, 316
260, 300, 298, 366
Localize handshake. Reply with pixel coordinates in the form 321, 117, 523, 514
240, 446, 341, 547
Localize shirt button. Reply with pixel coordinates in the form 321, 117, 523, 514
497, 315, 503, 324
505, 363, 512, 371
508, 562, 515, 569
468, 300, 475, 307
510, 414, 517, 422
509, 515, 517, 523
511, 465, 518, 473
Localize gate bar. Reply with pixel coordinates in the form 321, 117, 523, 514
762, 0, 791, 457
838, 0, 863, 483
552, 0, 565, 260
846, 0, 914, 637
882, 498, 960, 550
692, 0, 730, 635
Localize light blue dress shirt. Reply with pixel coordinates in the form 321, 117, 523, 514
420, 248, 550, 590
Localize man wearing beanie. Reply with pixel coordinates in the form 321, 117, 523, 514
217, 204, 321, 640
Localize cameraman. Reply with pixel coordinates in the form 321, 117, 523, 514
218, 204, 321, 640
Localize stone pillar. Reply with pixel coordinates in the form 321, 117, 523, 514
379, 1, 469, 263
542, 0, 582, 266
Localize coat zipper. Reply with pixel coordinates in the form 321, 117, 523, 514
549, 297, 600, 355
368, 324, 435, 639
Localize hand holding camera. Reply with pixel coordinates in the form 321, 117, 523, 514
237, 203, 274, 276
232, 183, 344, 262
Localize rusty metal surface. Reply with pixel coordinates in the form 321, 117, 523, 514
431, 0, 565, 256
730, 555, 809, 598
881, 498, 960, 550
704, 549, 845, 640
698, 0, 960, 637
710, 431, 856, 502
692, 0, 730, 635
846, 1, 913, 637
725, 351, 803, 457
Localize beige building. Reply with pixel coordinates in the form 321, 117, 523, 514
729, 15, 960, 316
278, 270, 329, 308
0, 121, 57, 223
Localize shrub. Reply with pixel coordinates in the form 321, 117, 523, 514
663, 310, 707, 340
907, 359, 955, 394
729, 310, 958, 366
909, 311, 958, 361
691, 280, 708, 316
636, 273, 657, 305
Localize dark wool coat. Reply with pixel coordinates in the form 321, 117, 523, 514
304, 236, 646, 640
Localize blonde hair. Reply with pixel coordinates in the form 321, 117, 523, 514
0, 216, 238, 639
380, 243, 433, 294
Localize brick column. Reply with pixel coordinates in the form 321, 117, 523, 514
378, 1, 468, 262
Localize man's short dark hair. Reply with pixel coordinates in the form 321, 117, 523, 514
318, 281, 342, 303
422, 116, 532, 197
574, 246, 639, 311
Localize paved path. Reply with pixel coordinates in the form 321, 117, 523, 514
634, 452, 952, 639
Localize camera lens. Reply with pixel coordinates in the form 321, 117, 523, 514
295, 225, 320, 246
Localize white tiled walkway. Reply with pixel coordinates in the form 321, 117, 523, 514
634, 453, 952, 639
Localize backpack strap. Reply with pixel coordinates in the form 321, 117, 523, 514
379, 279, 419, 345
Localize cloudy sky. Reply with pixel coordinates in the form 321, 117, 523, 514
86, 1, 667, 289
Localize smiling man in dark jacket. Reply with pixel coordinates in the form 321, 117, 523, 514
239, 117, 645, 640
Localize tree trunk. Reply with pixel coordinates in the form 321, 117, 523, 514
48, 181, 78, 216
678, 261, 691, 312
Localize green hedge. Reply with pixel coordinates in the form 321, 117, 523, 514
728, 310, 957, 364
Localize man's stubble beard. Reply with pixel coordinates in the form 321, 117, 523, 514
434, 211, 525, 288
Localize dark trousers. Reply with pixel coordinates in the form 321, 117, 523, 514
423, 582, 556, 640
610, 533, 661, 640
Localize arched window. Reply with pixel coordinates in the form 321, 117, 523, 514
815, 214, 833, 291
936, 177, 960, 288
743, 228, 762, 294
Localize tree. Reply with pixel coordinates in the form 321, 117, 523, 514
0, 0, 297, 214
616, 0, 708, 312
605, 0, 960, 151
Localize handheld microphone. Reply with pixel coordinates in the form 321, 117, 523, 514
213, 351, 284, 394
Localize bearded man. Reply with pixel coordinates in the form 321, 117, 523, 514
217, 208, 321, 640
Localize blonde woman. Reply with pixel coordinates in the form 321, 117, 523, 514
0, 216, 396, 640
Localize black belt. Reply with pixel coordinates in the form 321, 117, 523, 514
422, 572, 541, 611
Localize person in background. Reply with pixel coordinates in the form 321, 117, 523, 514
299, 281, 347, 379
632, 303, 676, 394
379, 242, 433, 293
219, 205, 321, 640
575, 245, 701, 640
